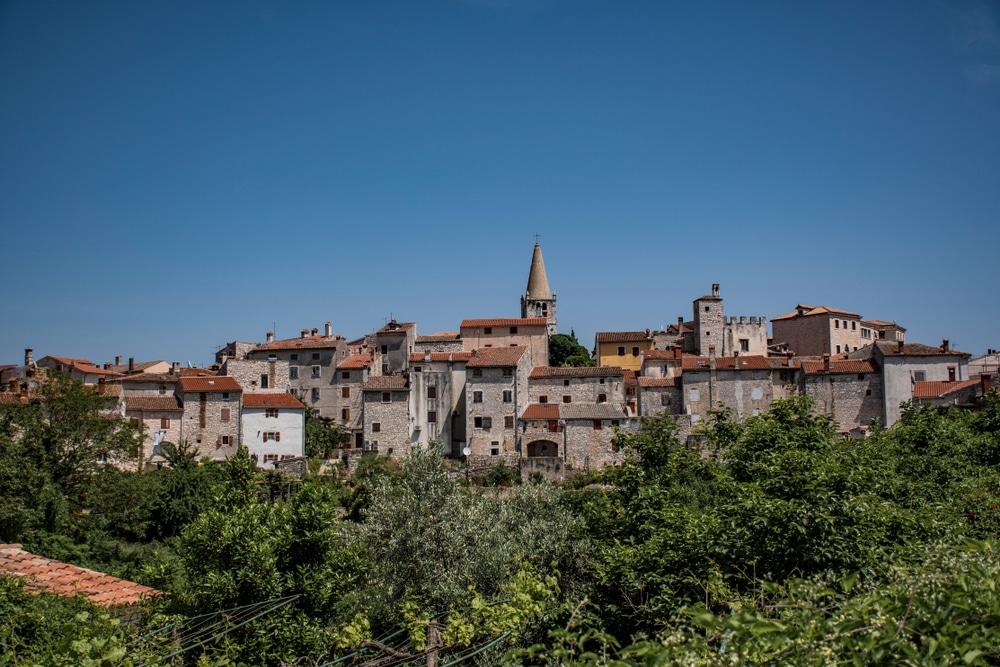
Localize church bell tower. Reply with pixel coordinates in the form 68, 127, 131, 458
520, 242, 557, 335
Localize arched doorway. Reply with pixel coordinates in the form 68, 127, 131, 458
526, 439, 559, 458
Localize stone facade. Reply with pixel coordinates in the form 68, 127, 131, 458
414, 333, 464, 353
124, 396, 184, 469
371, 319, 416, 374
176, 376, 243, 460
595, 331, 655, 371
408, 351, 471, 456
520, 242, 557, 335
361, 376, 413, 457
220, 358, 291, 393
465, 347, 532, 457
865, 341, 971, 425
772, 305, 872, 356
527, 366, 626, 408
637, 377, 681, 417
682, 352, 773, 420
800, 357, 884, 431
334, 353, 378, 448
461, 319, 549, 367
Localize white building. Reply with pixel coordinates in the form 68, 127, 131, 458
242, 393, 306, 467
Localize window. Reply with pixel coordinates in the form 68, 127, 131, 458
160, 417, 170, 429
502, 367, 513, 377
661, 393, 671, 407
221, 408, 231, 421
262, 432, 280, 442
913, 371, 926, 382
632, 346, 640, 356
835, 320, 840, 329
312, 353, 320, 360
413, 366, 422, 372
852, 321, 857, 330
289, 366, 298, 379
428, 411, 437, 423
836, 345, 841, 353
381, 345, 388, 355
290, 353, 298, 361
626, 387, 636, 396
504, 415, 514, 428
159, 385, 166, 395
221, 392, 230, 401
342, 387, 350, 398
617, 346, 626, 356
342, 408, 350, 419
598, 393, 607, 403
472, 369, 483, 378
688, 372, 700, 382
503, 390, 512, 403
539, 395, 548, 403
473, 391, 483, 403
266, 408, 279, 418
562, 395, 571, 403
484, 327, 492, 334
690, 389, 700, 401
372, 422, 381, 433
474, 417, 484, 429
866, 389, 872, 396
482, 417, 492, 429
740, 339, 750, 352
381, 392, 391, 403
264, 454, 278, 463
268, 353, 277, 362
751, 387, 763, 400
593, 420, 602, 430
312, 366, 321, 378
260, 375, 269, 389
311, 388, 320, 401
705, 305, 710, 312
563, 379, 570, 386
752, 371, 762, 380
548, 419, 558, 432
342, 371, 350, 379
221, 435, 231, 445
858, 373, 866, 380
948, 366, 956, 382
427, 386, 437, 399
510, 326, 518, 334
491, 447, 499, 456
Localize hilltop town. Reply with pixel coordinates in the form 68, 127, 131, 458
3, 243, 998, 478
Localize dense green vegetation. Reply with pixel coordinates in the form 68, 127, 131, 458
3, 376, 1000, 665
548, 332, 595, 367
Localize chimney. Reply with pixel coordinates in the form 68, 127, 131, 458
897, 341, 905, 354
645, 328, 651, 338
266, 331, 274, 343
171, 361, 180, 375
677, 316, 684, 335
823, 353, 830, 373
786, 351, 794, 367
941, 339, 949, 353
712, 283, 720, 297
708, 344, 716, 370
982, 374, 993, 396
311, 328, 318, 336
103, 363, 110, 370
673, 345, 681, 360
24, 348, 32, 367
115, 355, 122, 366
325, 322, 332, 337
424, 348, 431, 362
128, 357, 134, 373
301, 329, 309, 338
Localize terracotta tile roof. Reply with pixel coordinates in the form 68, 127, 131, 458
772, 305, 861, 321
461, 318, 548, 328
125, 396, 183, 411
362, 376, 409, 391
108, 360, 165, 374
0, 392, 29, 405
521, 403, 561, 420
562, 404, 628, 420
338, 354, 375, 370
801, 359, 878, 375
682, 355, 771, 371
43, 356, 123, 377
376, 321, 415, 334
242, 393, 305, 408
177, 376, 242, 393
624, 370, 637, 383
94, 383, 121, 397
595, 331, 652, 343
115, 373, 178, 384
862, 319, 905, 330
0, 544, 164, 607
467, 347, 528, 368
641, 350, 682, 360
666, 322, 694, 335
876, 341, 970, 357
408, 351, 474, 363
637, 377, 679, 387
255, 335, 345, 351
913, 379, 980, 399
415, 332, 461, 342
529, 366, 624, 378
175, 368, 217, 377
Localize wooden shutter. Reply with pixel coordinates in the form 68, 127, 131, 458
263, 432, 268, 442
275, 432, 280, 442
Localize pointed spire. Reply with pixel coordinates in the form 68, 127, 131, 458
525, 243, 552, 300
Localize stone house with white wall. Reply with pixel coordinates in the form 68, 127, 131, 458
460, 319, 549, 367
361, 375, 412, 457
408, 350, 472, 457
124, 395, 184, 469
640, 348, 683, 379
176, 376, 243, 460
800, 356, 884, 432
681, 350, 773, 422
465, 346, 532, 459
242, 393, 305, 467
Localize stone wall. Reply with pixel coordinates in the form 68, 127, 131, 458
693, 295, 724, 355
461, 326, 549, 367
803, 372, 884, 431
527, 375, 624, 406
410, 365, 466, 456
221, 358, 291, 393
362, 388, 413, 457
724, 317, 768, 356
179, 391, 242, 460
638, 385, 682, 417
683, 368, 773, 420
466, 365, 521, 456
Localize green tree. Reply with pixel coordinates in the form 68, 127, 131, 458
305, 412, 350, 459
549, 331, 594, 367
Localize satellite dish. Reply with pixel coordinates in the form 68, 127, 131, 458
462, 447, 471, 457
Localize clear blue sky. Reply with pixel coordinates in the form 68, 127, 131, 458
2, 0, 999, 367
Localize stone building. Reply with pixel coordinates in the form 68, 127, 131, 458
408, 350, 472, 456
518, 403, 630, 474
242, 392, 305, 467
35, 355, 122, 385
767, 353, 801, 401
371, 319, 416, 374
460, 318, 549, 367
124, 395, 184, 469
681, 349, 773, 422
249, 325, 353, 417
639, 348, 683, 379
913, 375, 994, 410
772, 305, 896, 356
361, 375, 412, 457
465, 346, 532, 458
176, 375, 243, 460
220, 358, 291, 393
520, 242, 557, 335
527, 366, 627, 410
661, 285, 767, 356
800, 356, 884, 432
335, 353, 379, 449
594, 331, 655, 371
636, 377, 681, 417
414, 332, 464, 353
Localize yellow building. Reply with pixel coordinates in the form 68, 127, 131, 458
594, 331, 655, 372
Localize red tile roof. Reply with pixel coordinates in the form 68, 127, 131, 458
521, 403, 561, 420
596, 331, 652, 343
641, 350, 682, 360
362, 376, 409, 390
338, 354, 375, 370
255, 335, 345, 351
242, 393, 305, 408
408, 351, 474, 363
415, 332, 461, 342
42, 356, 123, 377
562, 404, 628, 420
177, 376, 242, 393
772, 305, 861, 321
115, 373, 178, 384
467, 347, 528, 368
461, 318, 548, 328
376, 321, 416, 334
913, 379, 980, 399
682, 355, 771, 371
876, 341, 970, 357
175, 368, 217, 377
637, 377, 679, 387
125, 396, 182, 411
0, 392, 29, 405
801, 359, 878, 375
530, 366, 624, 378
0, 544, 164, 607
624, 369, 637, 383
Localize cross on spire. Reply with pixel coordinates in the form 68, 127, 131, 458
534, 232, 541, 244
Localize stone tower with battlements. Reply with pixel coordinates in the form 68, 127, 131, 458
520, 243, 557, 335
693, 284, 725, 356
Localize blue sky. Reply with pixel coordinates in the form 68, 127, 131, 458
2, 0, 999, 367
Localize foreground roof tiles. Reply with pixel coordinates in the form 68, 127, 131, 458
521, 403, 561, 420
913, 379, 981, 399
178, 376, 242, 393
772, 305, 861, 321
530, 366, 624, 378
338, 354, 375, 370
801, 359, 878, 375
461, 318, 548, 328
637, 377, 679, 387
242, 393, 305, 408
0, 544, 163, 607
467, 347, 528, 368
125, 396, 183, 411
596, 331, 652, 343
876, 341, 970, 357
